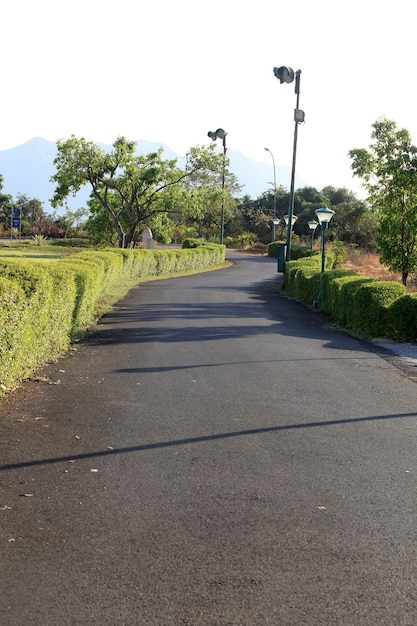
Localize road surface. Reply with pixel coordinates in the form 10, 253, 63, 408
1, 251, 417, 625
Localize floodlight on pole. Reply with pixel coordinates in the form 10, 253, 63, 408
273, 66, 305, 263
208, 128, 228, 244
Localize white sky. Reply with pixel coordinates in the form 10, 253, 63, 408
1, 0, 415, 198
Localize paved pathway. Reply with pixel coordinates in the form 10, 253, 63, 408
1, 251, 417, 625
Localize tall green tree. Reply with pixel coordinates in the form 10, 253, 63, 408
181, 147, 242, 241
15, 194, 46, 234
50, 136, 227, 248
349, 117, 417, 285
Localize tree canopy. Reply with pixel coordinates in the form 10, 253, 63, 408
349, 117, 417, 285
50, 136, 229, 248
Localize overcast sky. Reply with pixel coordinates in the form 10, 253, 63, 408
2, 0, 414, 198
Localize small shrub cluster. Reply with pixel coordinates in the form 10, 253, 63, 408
0, 245, 226, 391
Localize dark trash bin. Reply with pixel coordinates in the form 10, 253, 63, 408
277, 243, 286, 272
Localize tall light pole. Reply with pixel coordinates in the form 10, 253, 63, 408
273, 66, 305, 263
264, 147, 277, 241
208, 128, 227, 244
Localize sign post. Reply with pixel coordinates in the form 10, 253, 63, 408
11, 207, 21, 241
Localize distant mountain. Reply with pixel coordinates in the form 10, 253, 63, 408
0, 137, 306, 213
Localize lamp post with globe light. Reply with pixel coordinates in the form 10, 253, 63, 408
283, 213, 298, 237
264, 147, 277, 241
314, 205, 335, 306
307, 220, 319, 256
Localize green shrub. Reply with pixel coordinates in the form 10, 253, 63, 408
322, 274, 368, 322
0, 245, 226, 391
352, 281, 406, 336
387, 293, 417, 341
268, 241, 311, 260
0, 261, 76, 388
50, 238, 92, 248
280, 255, 409, 340
330, 241, 347, 269
182, 238, 204, 249
290, 244, 311, 260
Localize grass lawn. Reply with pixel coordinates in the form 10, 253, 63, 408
0, 241, 87, 259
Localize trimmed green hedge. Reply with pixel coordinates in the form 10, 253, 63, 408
283, 256, 413, 341
387, 294, 417, 341
0, 245, 226, 391
268, 241, 311, 260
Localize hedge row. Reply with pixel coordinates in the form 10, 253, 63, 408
283, 257, 417, 341
0, 245, 226, 390
268, 241, 311, 260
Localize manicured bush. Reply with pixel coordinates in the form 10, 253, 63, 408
182, 238, 203, 249
0, 261, 76, 388
386, 293, 417, 341
322, 274, 370, 323
268, 241, 311, 260
290, 244, 311, 260
0, 245, 226, 391
352, 281, 406, 336
280, 255, 410, 340
50, 238, 92, 248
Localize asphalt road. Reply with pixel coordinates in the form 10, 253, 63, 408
1, 251, 417, 625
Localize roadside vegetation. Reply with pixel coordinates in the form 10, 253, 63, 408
1, 116, 417, 393
0, 241, 226, 393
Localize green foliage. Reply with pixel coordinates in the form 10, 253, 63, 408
289, 244, 311, 260
49, 238, 93, 248
0, 261, 76, 388
283, 258, 415, 340
51, 136, 229, 249
321, 273, 366, 321
329, 241, 347, 268
386, 294, 417, 341
182, 238, 204, 249
349, 117, 417, 285
32, 234, 48, 246
284, 257, 321, 296
351, 281, 407, 336
268, 241, 284, 259
268, 241, 310, 260
0, 246, 226, 391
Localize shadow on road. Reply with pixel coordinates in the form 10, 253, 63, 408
2, 410, 416, 472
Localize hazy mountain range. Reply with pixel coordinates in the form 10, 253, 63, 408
0, 137, 306, 214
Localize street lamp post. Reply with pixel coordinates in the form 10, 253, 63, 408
282, 212, 298, 252
208, 128, 227, 244
273, 66, 305, 263
272, 217, 280, 243
314, 205, 335, 306
307, 220, 319, 256
264, 147, 277, 242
